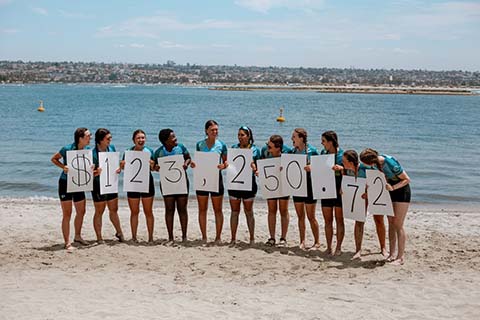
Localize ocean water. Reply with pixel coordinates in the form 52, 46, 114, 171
0, 84, 479, 204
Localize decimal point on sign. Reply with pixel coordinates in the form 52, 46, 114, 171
322, 187, 326, 192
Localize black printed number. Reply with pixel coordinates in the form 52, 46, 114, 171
263, 165, 279, 191
164, 160, 182, 183
347, 184, 359, 213
104, 157, 112, 187
286, 160, 302, 190
372, 177, 387, 206
130, 158, 143, 183
231, 155, 246, 184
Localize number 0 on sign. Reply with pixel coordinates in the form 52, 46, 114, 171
123, 151, 151, 193
366, 170, 394, 216
281, 154, 307, 197
66, 150, 94, 193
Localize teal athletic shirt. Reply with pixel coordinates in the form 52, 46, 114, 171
123, 146, 155, 161
154, 143, 190, 163
289, 143, 319, 163
381, 154, 404, 183
320, 148, 344, 176
345, 163, 368, 179
260, 144, 292, 159
58, 143, 91, 180
196, 139, 227, 163
231, 143, 261, 161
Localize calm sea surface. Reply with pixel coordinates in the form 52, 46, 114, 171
0, 84, 479, 204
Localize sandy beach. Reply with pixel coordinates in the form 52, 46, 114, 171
0, 198, 479, 319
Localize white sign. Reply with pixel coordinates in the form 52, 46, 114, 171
226, 148, 253, 191
281, 154, 307, 197
257, 158, 286, 199
310, 154, 337, 200
158, 155, 188, 196
99, 152, 119, 195
193, 152, 220, 192
342, 176, 367, 222
366, 170, 394, 216
66, 150, 94, 193
123, 151, 151, 193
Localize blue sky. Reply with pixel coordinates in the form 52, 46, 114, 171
1, 0, 479, 70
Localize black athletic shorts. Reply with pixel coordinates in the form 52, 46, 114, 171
293, 172, 317, 204
91, 178, 118, 202
389, 184, 411, 203
321, 175, 342, 208
196, 175, 224, 197
58, 178, 86, 202
127, 174, 155, 199
228, 176, 257, 200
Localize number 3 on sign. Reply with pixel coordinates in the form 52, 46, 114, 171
123, 151, 151, 193
158, 154, 188, 196
366, 170, 394, 216
226, 148, 253, 191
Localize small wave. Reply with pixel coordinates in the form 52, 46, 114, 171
0, 195, 57, 202
0, 181, 52, 192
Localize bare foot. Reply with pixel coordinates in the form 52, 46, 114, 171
96, 239, 105, 245
351, 250, 362, 260
334, 248, 342, 256
385, 255, 395, 262
299, 242, 306, 250
390, 258, 404, 266
73, 238, 88, 245
325, 248, 332, 255
214, 238, 222, 245
381, 248, 389, 258
249, 239, 255, 245
308, 243, 321, 251
65, 243, 75, 252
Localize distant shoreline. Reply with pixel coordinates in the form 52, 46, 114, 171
209, 85, 479, 96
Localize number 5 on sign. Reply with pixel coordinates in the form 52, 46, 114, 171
66, 150, 94, 193
366, 170, 394, 216
99, 152, 119, 195
123, 151, 151, 193
158, 155, 188, 196
342, 176, 366, 222
226, 148, 253, 191
257, 158, 286, 199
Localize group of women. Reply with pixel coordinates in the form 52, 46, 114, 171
51, 121, 411, 266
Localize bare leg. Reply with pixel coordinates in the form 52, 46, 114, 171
197, 195, 209, 241
60, 200, 73, 247
334, 206, 344, 255
392, 202, 409, 265
177, 196, 188, 241
387, 215, 396, 261
322, 206, 334, 254
279, 199, 290, 240
211, 195, 224, 242
142, 196, 155, 242
93, 201, 107, 241
164, 197, 176, 241
128, 197, 140, 241
267, 199, 278, 240
107, 198, 123, 240
353, 221, 365, 260
243, 199, 255, 243
373, 214, 387, 257
229, 198, 241, 243
306, 203, 320, 248
294, 202, 306, 249
73, 199, 86, 241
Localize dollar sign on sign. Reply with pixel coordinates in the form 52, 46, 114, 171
71, 154, 92, 186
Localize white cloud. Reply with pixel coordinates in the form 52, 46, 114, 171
158, 41, 190, 49
235, 0, 325, 13
31, 7, 48, 16
129, 43, 145, 48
